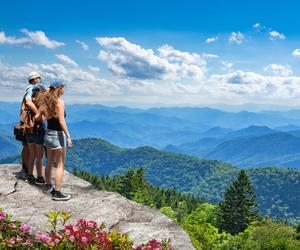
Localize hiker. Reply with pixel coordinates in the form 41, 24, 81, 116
38, 80, 72, 201
24, 72, 46, 185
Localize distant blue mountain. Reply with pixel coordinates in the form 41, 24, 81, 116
223, 125, 274, 140
2, 102, 300, 128
145, 107, 300, 128
198, 126, 233, 138
274, 124, 300, 132
164, 126, 300, 169
205, 132, 300, 169
0, 135, 21, 158
3, 102, 300, 152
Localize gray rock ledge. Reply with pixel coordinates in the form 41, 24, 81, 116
0, 164, 195, 250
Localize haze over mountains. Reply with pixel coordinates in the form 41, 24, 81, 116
2, 102, 300, 168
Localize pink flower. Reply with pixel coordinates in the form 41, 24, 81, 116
52, 231, 62, 244
9, 223, 16, 229
0, 212, 6, 220
65, 229, 71, 236
8, 237, 16, 245
25, 238, 33, 246
73, 225, 79, 232
87, 220, 96, 228
81, 236, 88, 244
69, 235, 75, 242
36, 233, 51, 244
20, 224, 32, 233
16, 236, 23, 243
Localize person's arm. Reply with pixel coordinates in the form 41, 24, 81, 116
25, 100, 39, 115
57, 100, 72, 148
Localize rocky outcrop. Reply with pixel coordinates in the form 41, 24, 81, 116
0, 164, 195, 250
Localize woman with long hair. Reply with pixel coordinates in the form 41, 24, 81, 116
36, 80, 72, 201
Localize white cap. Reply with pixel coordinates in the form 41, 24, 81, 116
28, 71, 41, 80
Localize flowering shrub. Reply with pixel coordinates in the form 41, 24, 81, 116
0, 208, 173, 249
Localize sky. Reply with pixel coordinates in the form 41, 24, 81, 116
1, 0, 300, 110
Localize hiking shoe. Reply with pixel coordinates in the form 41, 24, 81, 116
43, 184, 54, 194
17, 168, 28, 180
36, 176, 45, 186
25, 175, 36, 184
52, 191, 72, 201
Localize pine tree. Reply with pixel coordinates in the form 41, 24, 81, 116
218, 170, 258, 235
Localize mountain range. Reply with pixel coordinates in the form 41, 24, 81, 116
3, 103, 300, 168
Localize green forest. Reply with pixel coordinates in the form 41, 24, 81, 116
64, 138, 300, 225
75, 167, 300, 250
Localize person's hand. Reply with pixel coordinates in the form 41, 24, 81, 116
34, 113, 41, 121
67, 138, 72, 148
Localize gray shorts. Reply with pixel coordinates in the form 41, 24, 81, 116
26, 127, 46, 145
44, 129, 66, 149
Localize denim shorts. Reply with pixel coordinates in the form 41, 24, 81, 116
44, 129, 66, 149
22, 137, 28, 146
26, 127, 46, 145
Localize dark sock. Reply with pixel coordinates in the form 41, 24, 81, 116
22, 163, 28, 172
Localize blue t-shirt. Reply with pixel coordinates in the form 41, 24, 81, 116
25, 83, 43, 101
25, 84, 34, 101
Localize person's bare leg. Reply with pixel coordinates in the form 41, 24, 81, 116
45, 147, 55, 185
54, 148, 65, 191
22, 145, 29, 170
36, 145, 44, 177
27, 144, 36, 176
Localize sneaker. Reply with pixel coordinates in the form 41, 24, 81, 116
52, 191, 72, 201
17, 168, 28, 180
43, 184, 54, 194
25, 175, 36, 184
36, 176, 45, 186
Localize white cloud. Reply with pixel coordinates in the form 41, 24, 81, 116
206, 36, 218, 43
2, 59, 300, 106
221, 61, 233, 69
0, 30, 65, 49
88, 65, 100, 72
210, 70, 300, 100
229, 32, 245, 44
269, 30, 286, 40
292, 49, 300, 57
56, 54, 78, 67
264, 64, 293, 76
203, 53, 219, 59
0, 31, 30, 45
253, 22, 262, 30
0, 61, 119, 101
20, 29, 65, 49
96, 37, 207, 80
214, 70, 263, 85
76, 40, 89, 50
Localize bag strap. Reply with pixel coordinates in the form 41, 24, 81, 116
20, 93, 35, 126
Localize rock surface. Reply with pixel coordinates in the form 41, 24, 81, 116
0, 164, 195, 250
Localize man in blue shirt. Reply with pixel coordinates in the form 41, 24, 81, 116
23, 72, 46, 185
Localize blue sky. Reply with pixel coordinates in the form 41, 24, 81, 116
1, 0, 300, 109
